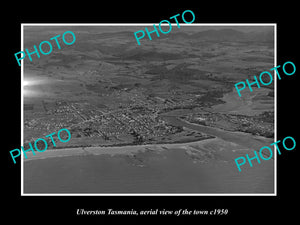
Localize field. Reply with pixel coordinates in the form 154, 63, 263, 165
23, 26, 274, 148
23, 25, 276, 194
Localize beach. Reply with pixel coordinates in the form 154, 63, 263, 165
23, 138, 216, 161
23, 135, 274, 194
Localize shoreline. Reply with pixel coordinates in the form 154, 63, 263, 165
23, 137, 218, 162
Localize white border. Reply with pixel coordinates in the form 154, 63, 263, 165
21, 23, 277, 196
21, 24, 24, 195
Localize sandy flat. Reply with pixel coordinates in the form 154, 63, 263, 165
22, 138, 217, 162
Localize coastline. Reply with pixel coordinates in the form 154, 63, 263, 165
23, 137, 218, 162
23, 117, 273, 162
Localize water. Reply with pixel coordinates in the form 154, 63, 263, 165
24, 114, 274, 194
24, 145, 274, 194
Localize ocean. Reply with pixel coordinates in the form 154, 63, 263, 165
24, 143, 274, 194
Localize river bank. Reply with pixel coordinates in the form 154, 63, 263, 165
161, 115, 274, 150
24, 115, 274, 162
23, 117, 275, 194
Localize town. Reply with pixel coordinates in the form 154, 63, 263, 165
24, 96, 212, 149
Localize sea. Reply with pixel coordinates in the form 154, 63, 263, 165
24, 144, 274, 194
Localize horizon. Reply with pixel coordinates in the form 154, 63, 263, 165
23, 24, 274, 34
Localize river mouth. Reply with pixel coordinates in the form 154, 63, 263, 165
23, 106, 275, 194
161, 115, 273, 149
22, 28, 275, 194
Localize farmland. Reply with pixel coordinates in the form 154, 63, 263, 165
23, 26, 274, 149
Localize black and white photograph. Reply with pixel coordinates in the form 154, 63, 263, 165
4, 4, 298, 223
22, 24, 275, 194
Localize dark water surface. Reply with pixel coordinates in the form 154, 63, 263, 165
24, 146, 274, 194
24, 116, 274, 194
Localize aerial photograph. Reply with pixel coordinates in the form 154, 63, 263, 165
22, 25, 275, 194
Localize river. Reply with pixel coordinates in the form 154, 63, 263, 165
161, 115, 274, 151
24, 116, 275, 194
